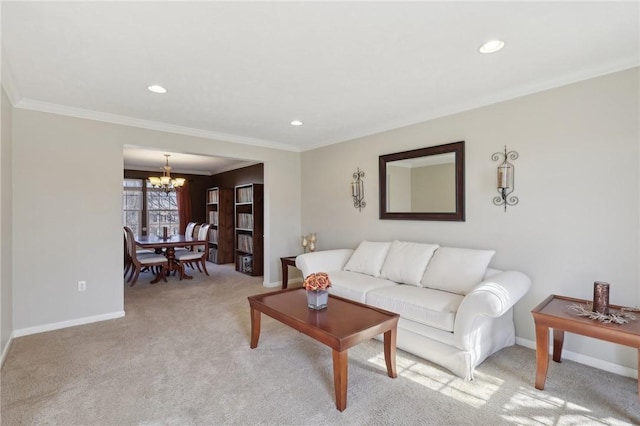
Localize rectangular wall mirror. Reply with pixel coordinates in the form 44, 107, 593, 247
379, 141, 465, 221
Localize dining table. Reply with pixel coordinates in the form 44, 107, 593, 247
134, 234, 207, 281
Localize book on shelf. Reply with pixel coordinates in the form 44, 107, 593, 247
236, 186, 253, 203
237, 213, 253, 229
237, 234, 253, 253
208, 248, 218, 263
209, 211, 219, 225
209, 228, 218, 243
208, 190, 219, 204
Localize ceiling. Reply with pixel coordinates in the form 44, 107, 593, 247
122, 147, 256, 176
2, 2, 639, 171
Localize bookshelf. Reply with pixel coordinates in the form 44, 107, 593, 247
205, 187, 234, 264
234, 183, 264, 276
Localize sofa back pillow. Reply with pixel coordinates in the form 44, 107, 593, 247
343, 241, 391, 277
380, 240, 439, 285
420, 247, 495, 295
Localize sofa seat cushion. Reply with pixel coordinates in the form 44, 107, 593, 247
366, 285, 464, 332
328, 270, 397, 303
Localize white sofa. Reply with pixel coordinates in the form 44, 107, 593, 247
295, 240, 531, 380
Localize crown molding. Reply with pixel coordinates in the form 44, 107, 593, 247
125, 160, 257, 176
212, 161, 260, 175
12, 98, 302, 153
7, 58, 637, 154
301, 59, 640, 152
125, 165, 213, 176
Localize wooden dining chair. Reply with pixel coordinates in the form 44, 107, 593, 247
124, 228, 132, 277
123, 226, 169, 286
185, 221, 197, 238
174, 223, 211, 280
175, 222, 198, 254
178, 222, 204, 273
123, 228, 156, 278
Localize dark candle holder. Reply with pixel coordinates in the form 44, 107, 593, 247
593, 281, 610, 315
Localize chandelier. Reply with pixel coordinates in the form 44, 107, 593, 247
148, 154, 185, 194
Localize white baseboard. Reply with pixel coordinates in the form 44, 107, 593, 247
13, 311, 125, 338
516, 337, 637, 379
1, 332, 14, 368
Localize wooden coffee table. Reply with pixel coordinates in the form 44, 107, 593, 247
248, 288, 399, 411
532, 294, 640, 399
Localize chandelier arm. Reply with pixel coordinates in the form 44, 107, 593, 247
148, 154, 184, 195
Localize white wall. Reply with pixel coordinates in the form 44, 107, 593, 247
300, 68, 640, 370
11, 110, 301, 332
1, 88, 13, 361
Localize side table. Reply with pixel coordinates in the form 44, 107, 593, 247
531, 294, 640, 399
280, 256, 298, 289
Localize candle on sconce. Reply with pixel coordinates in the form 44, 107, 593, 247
498, 164, 508, 188
593, 281, 610, 315
351, 181, 357, 197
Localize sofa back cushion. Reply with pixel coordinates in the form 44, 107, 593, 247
420, 247, 495, 295
343, 240, 391, 277
380, 240, 439, 285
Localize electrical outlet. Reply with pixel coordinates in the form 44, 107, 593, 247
78, 281, 86, 292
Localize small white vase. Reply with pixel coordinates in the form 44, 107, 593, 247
306, 290, 328, 310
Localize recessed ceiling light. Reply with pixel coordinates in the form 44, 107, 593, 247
148, 85, 167, 94
290, 120, 303, 126
479, 40, 505, 54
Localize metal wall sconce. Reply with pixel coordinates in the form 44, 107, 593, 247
491, 146, 519, 212
351, 167, 366, 212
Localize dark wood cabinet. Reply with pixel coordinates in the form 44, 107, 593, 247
234, 183, 263, 276
205, 187, 234, 264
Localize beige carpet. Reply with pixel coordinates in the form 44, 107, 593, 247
2, 263, 640, 425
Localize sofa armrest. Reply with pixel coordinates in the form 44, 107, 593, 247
295, 249, 354, 278
454, 270, 531, 349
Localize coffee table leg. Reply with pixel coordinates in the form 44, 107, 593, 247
384, 328, 398, 378
250, 308, 261, 349
332, 349, 348, 412
534, 323, 549, 390
552, 329, 564, 362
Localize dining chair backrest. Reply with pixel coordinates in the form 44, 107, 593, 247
197, 223, 211, 240
196, 223, 211, 252
123, 226, 137, 262
192, 223, 202, 240
124, 228, 131, 262
185, 222, 197, 238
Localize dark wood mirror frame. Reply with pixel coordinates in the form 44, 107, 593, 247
379, 141, 465, 221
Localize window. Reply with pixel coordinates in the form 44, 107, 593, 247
123, 179, 143, 237
122, 179, 180, 237
146, 184, 179, 237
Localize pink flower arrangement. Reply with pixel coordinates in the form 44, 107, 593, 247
303, 272, 332, 291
